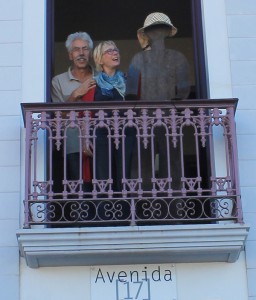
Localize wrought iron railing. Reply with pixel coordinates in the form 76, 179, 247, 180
21, 99, 242, 228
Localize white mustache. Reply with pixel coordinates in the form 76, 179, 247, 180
75, 56, 87, 61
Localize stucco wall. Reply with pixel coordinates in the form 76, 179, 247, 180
20, 253, 248, 300
0, 0, 22, 299
19, 1, 256, 300
225, 0, 256, 299
0, 0, 253, 299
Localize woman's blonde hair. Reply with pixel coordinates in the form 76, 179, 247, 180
93, 40, 117, 72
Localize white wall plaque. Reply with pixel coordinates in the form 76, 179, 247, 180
91, 264, 177, 300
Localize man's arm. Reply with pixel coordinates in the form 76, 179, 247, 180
51, 73, 96, 103
68, 78, 96, 102
51, 76, 65, 103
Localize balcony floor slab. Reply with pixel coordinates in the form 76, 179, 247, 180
17, 223, 249, 268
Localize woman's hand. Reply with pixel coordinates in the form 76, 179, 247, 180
69, 78, 96, 102
82, 140, 93, 157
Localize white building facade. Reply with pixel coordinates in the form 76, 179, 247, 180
0, 0, 256, 299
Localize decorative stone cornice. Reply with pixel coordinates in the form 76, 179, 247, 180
17, 224, 249, 268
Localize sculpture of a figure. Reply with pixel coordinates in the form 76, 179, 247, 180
126, 12, 191, 193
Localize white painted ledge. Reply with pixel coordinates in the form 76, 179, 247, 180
17, 224, 249, 268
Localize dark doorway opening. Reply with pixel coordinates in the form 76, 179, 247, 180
47, 0, 211, 225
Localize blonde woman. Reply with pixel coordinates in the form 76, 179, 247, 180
93, 40, 126, 101
93, 41, 127, 193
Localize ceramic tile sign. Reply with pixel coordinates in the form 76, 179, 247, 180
91, 264, 177, 300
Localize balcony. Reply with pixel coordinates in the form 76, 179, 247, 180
17, 99, 249, 268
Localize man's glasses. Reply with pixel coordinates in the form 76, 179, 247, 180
72, 46, 90, 53
103, 48, 120, 55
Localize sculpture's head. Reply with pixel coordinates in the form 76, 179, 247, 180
138, 12, 177, 38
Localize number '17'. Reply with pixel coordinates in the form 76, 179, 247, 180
116, 279, 150, 300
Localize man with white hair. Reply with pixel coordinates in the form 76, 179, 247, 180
52, 31, 95, 102
51, 32, 95, 190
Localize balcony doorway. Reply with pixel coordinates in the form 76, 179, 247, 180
48, 0, 211, 225
51, 0, 207, 98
